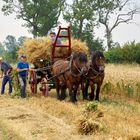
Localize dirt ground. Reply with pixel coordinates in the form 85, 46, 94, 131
0, 95, 94, 140
0, 64, 140, 140
0, 94, 140, 140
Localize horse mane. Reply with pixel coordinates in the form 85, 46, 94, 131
73, 52, 87, 62
92, 50, 104, 61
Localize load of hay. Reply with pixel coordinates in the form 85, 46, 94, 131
18, 36, 89, 68
71, 38, 88, 55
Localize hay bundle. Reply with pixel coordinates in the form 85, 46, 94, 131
77, 117, 101, 135
71, 38, 88, 55
18, 36, 89, 67
10, 69, 20, 96
77, 101, 104, 135
18, 37, 52, 66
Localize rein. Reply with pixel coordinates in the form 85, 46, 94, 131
90, 66, 104, 76
83, 64, 104, 82
69, 54, 84, 77
48, 67, 70, 81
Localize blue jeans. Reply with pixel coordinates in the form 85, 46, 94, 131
1, 75, 12, 94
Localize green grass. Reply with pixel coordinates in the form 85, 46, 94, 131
100, 96, 137, 111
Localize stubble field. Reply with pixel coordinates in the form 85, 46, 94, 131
0, 64, 140, 140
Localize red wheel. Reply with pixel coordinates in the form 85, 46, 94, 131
29, 70, 37, 95
39, 78, 49, 96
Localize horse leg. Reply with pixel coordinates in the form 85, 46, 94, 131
82, 80, 89, 100
89, 84, 95, 101
55, 80, 61, 100
60, 84, 67, 100
95, 84, 101, 101
70, 85, 76, 103
73, 84, 79, 102
67, 82, 75, 103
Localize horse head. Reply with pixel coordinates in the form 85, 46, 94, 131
70, 52, 88, 76
91, 51, 105, 73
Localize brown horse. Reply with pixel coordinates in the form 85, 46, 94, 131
52, 52, 87, 103
82, 51, 105, 101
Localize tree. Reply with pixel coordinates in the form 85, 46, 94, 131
2, 0, 65, 37
3, 35, 18, 63
4, 35, 17, 52
95, 0, 140, 50
63, 0, 104, 51
17, 36, 27, 46
0, 42, 5, 56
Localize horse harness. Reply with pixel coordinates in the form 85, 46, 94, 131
83, 64, 104, 83
69, 54, 85, 77
49, 55, 83, 81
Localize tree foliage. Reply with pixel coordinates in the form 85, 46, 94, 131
3, 35, 20, 63
0, 42, 5, 56
4, 35, 17, 52
94, 0, 139, 50
2, 0, 65, 37
105, 41, 140, 64
63, 0, 104, 51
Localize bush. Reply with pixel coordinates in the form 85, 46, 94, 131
105, 42, 140, 64
105, 47, 123, 63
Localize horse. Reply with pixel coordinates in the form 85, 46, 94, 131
82, 50, 105, 101
52, 52, 87, 103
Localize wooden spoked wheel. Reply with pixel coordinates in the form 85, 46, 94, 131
29, 70, 37, 95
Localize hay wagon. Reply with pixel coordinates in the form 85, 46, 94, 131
29, 26, 71, 96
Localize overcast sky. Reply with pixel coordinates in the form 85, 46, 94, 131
0, 1, 140, 46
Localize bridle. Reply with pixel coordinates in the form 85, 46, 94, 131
69, 54, 86, 77
84, 57, 104, 81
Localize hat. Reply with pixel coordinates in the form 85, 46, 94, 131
50, 32, 56, 35
21, 55, 26, 58
0, 57, 3, 60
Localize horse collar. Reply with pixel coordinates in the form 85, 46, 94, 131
69, 58, 82, 77
90, 66, 104, 76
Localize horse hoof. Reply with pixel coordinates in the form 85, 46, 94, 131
83, 97, 88, 100
95, 98, 99, 101
57, 97, 61, 101
60, 98, 65, 101
68, 99, 77, 104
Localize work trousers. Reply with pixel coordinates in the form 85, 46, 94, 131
18, 76, 27, 98
1, 75, 12, 94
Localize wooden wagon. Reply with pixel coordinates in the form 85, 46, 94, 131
29, 26, 71, 96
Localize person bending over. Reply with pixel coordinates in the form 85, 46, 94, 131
0, 57, 12, 95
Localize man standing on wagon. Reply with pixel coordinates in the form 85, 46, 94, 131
17, 55, 29, 98
50, 32, 62, 45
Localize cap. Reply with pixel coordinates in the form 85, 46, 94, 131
50, 32, 56, 35
0, 57, 3, 60
21, 55, 26, 58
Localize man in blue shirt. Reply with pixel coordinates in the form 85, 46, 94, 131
17, 55, 29, 98
0, 57, 12, 94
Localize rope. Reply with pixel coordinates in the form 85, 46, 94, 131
30, 56, 72, 72
48, 67, 70, 81
69, 53, 85, 77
